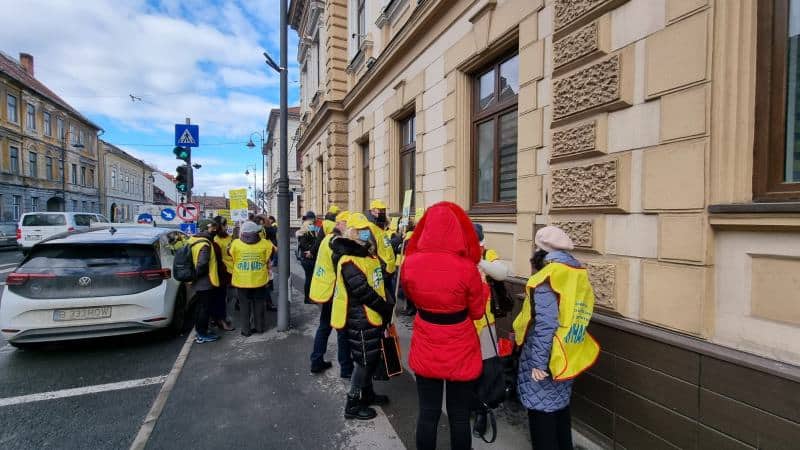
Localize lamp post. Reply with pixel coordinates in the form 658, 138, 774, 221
244, 165, 258, 212
61, 130, 84, 212
246, 131, 266, 213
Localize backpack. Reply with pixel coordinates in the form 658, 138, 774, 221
172, 239, 209, 282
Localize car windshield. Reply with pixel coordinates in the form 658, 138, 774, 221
22, 214, 67, 226
20, 244, 159, 271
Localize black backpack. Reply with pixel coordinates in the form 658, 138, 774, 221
172, 239, 209, 282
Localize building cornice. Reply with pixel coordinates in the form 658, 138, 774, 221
295, 100, 345, 154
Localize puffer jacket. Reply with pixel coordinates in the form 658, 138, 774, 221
401, 201, 485, 381
332, 237, 394, 366
517, 251, 581, 413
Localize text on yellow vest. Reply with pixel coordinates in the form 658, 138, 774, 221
309, 234, 336, 303
512, 261, 600, 381
189, 237, 220, 288
214, 234, 234, 274
229, 238, 274, 288
330, 254, 386, 329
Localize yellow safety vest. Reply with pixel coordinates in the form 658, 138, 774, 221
309, 234, 336, 303
322, 219, 336, 235
512, 262, 600, 381
214, 234, 234, 274
368, 223, 396, 274
189, 237, 220, 288
229, 238, 274, 288
474, 248, 498, 334
396, 231, 413, 267
331, 255, 386, 329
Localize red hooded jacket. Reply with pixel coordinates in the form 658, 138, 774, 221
401, 202, 486, 381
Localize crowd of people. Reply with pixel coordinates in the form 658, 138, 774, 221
185, 200, 599, 450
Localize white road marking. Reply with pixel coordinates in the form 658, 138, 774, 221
0, 375, 167, 407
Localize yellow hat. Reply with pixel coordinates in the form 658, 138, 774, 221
369, 199, 387, 210
328, 205, 341, 215
347, 212, 372, 230
335, 210, 351, 223
414, 207, 425, 222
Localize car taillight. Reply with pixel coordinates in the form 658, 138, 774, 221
115, 268, 171, 281
15, 228, 20, 240
5, 272, 56, 286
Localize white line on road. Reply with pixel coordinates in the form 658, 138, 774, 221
0, 375, 167, 407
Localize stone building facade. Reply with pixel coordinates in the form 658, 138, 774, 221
291, 0, 800, 446
0, 52, 101, 224
264, 106, 303, 228
98, 141, 154, 223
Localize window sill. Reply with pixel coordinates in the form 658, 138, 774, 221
708, 202, 800, 214
468, 203, 517, 221
708, 203, 800, 231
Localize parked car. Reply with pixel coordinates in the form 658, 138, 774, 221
0, 224, 18, 249
0, 226, 192, 348
17, 212, 109, 254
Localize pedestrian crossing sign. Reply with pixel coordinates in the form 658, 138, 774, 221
174, 124, 199, 147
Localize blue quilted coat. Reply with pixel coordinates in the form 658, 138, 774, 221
517, 251, 580, 413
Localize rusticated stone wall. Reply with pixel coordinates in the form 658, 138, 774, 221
552, 121, 598, 160
553, 55, 621, 122
554, 22, 599, 70
551, 160, 618, 209
555, 0, 606, 30
586, 262, 616, 307
552, 220, 594, 248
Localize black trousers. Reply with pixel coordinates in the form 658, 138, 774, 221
416, 375, 474, 450
348, 360, 377, 397
238, 287, 267, 333
528, 407, 573, 450
301, 258, 315, 303
194, 289, 213, 335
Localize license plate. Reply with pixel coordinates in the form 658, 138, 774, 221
53, 307, 112, 321
25, 235, 41, 241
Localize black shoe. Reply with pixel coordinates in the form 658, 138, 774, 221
241, 330, 252, 337
362, 386, 389, 406
344, 395, 377, 420
310, 361, 333, 374
473, 410, 487, 438
340, 370, 353, 379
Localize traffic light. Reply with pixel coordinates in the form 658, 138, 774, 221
176, 165, 190, 193
173, 146, 191, 163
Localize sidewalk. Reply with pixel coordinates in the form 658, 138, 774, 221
142, 260, 593, 449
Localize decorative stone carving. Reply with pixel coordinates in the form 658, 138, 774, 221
551, 220, 593, 248
553, 54, 628, 123
554, 22, 599, 70
554, 0, 628, 36
586, 262, 616, 307
552, 121, 597, 160
551, 160, 618, 209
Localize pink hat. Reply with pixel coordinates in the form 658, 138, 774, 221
535, 226, 574, 252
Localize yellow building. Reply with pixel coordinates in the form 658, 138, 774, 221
0, 52, 101, 221
291, 1, 800, 446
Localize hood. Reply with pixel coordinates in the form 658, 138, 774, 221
544, 250, 582, 268
405, 201, 481, 263
330, 236, 370, 258
240, 231, 261, 244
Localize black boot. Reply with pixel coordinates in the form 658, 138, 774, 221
362, 385, 389, 406
344, 394, 377, 420
473, 410, 487, 438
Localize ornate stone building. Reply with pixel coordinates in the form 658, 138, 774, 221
291, 1, 800, 446
264, 106, 302, 228
0, 52, 101, 223
98, 141, 154, 222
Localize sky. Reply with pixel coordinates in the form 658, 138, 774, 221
0, 0, 299, 196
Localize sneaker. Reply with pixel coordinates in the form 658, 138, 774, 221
195, 333, 220, 343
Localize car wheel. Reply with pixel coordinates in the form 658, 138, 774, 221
168, 284, 189, 335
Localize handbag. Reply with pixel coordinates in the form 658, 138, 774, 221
474, 314, 513, 443
374, 323, 403, 380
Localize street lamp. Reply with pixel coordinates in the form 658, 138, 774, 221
244, 164, 258, 212
246, 131, 266, 213
61, 130, 84, 212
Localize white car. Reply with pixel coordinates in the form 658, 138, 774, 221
17, 212, 109, 254
0, 226, 192, 348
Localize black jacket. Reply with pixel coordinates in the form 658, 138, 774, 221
332, 237, 393, 366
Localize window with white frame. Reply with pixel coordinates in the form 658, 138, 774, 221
57, 117, 64, 139
13, 195, 21, 220
43, 111, 51, 136
69, 124, 76, 144
28, 151, 38, 178
9, 146, 19, 175
7, 94, 18, 123
31, 197, 39, 212
26, 103, 36, 130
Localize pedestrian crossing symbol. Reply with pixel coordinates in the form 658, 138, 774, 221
174, 124, 199, 147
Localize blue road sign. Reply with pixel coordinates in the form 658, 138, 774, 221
137, 213, 153, 224
175, 124, 199, 147
160, 208, 176, 221
180, 222, 197, 235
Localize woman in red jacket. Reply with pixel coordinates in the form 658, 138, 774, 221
401, 201, 485, 450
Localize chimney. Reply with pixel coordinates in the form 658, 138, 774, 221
19, 53, 34, 76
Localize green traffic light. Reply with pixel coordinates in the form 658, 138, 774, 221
173, 146, 190, 162
176, 182, 188, 193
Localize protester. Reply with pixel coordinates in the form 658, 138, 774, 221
203, 218, 234, 332
366, 199, 388, 229
330, 213, 394, 421
229, 221, 275, 336
297, 211, 323, 304
364, 200, 397, 304
514, 226, 600, 450
392, 207, 424, 316
308, 210, 354, 377
188, 227, 221, 344
322, 205, 340, 235
400, 202, 485, 450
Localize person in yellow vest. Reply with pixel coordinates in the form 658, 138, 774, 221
392, 207, 424, 315
322, 205, 340, 235
188, 228, 221, 344
513, 226, 600, 450
308, 211, 354, 377
229, 221, 275, 337
330, 212, 394, 421
365, 199, 397, 307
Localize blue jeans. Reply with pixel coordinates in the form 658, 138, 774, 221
310, 301, 354, 375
